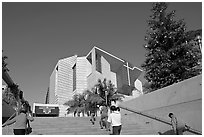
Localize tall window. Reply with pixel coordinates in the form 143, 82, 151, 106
72, 64, 76, 91
96, 53, 102, 73
45, 88, 49, 104
87, 53, 92, 64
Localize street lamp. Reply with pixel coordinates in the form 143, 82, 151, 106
105, 90, 108, 106
196, 35, 202, 54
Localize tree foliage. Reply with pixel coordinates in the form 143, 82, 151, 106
95, 78, 124, 106
142, 2, 202, 92
64, 78, 124, 114
64, 93, 87, 114
2, 87, 17, 107
2, 55, 9, 72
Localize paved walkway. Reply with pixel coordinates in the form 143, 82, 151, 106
2, 116, 157, 135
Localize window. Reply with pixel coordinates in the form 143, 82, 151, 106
87, 53, 92, 64
96, 53, 102, 73
72, 64, 76, 91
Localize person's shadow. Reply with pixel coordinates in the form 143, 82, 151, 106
158, 130, 176, 135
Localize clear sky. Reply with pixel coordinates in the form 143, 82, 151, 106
2, 2, 202, 106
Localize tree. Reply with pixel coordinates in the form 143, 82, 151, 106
2, 53, 21, 110
95, 78, 124, 107
64, 93, 87, 115
141, 2, 202, 92
2, 51, 9, 72
2, 87, 17, 107
185, 29, 202, 42
2, 56, 8, 72
64, 78, 124, 115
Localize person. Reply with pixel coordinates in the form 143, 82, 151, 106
117, 107, 120, 112
99, 105, 108, 130
2, 102, 34, 135
168, 113, 190, 135
74, 110, 77, 117
90, 108, 96, 125
77, 111, 81, 117
107, 105, 122, 135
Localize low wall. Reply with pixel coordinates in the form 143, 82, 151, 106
120, 75, 202, 134
2, 100, 16, 124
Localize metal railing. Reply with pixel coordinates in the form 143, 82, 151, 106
2, 69, 20, 98
2, 65, 28, 122
120, 105, 202, 135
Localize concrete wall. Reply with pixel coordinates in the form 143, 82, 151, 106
87, 56, 115, 90
116, 65, 128, 88
49, 63, 57, 104
2, 100, 16, 123
87, 71, 103, 90
76, 57, 88, 94
57, 56, 77, 105
101, 56, 112, 81
120, 75, 202, 134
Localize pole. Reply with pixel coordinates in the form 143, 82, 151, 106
196, 35, 202, 54
105, 91, 107, 106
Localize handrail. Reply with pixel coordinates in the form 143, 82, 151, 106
2, 70, 15, 87
120, 105, 202, 135
2, 68, 24, 102
2, 65, 27, 120
2, 111, 17, 125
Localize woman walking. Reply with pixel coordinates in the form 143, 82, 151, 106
2, 103, 34, 135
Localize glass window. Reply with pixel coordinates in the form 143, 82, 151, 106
72, 64, 76, 91
96, 53, 102, 73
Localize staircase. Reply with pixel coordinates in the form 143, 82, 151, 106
2, 116, 157, 135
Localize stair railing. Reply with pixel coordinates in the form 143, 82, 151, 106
2, 64, 27, 120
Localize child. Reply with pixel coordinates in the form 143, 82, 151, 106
107, 106, 122, 135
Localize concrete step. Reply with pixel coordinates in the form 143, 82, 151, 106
2, 116, 157, 135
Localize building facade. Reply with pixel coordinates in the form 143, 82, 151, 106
49, 46, 143, 117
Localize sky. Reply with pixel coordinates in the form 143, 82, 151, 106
2, 2, 202, 106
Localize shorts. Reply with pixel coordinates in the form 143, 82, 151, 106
13, 129, 26, 135
112, 125, 122, 135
